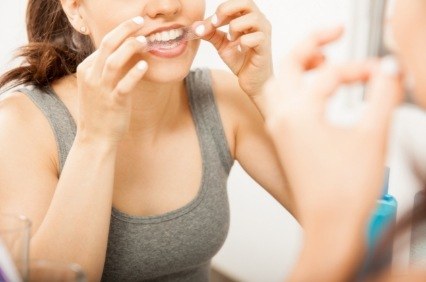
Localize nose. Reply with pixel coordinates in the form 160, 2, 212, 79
145, 0, 182, 19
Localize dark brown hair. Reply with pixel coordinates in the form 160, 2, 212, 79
0, 0, 94, 90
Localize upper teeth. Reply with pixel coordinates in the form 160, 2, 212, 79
149, 28, 184, 43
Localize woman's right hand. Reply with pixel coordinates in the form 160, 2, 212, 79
75, 17, 148, 145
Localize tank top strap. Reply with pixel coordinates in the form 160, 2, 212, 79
15, 69, 233, 174
16, 85, 76, 173
185, 69, 234, 173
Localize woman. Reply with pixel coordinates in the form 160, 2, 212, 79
0, 0, 294, 281
262, 0, 426, 281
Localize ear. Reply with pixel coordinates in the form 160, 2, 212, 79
60, 0, 89, 34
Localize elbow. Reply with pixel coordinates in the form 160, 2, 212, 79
30, 241, 104, 281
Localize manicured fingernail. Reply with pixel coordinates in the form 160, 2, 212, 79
211, 14, 219, 26
137, 60, 148, 71
237, 45, 242, 52
195, 24, 206, 36
136, 36, 147, 44
227, 33, 232, 41
380, 56, 400, 76
132, 16, 144, 25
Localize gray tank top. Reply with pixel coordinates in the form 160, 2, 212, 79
18, 69, 234, 281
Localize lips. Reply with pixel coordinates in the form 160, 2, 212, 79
148, 40, 188, 59
144, 24, 190, 58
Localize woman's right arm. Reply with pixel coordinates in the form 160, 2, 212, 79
0, 17, 148, 281
0, 98, 118, 280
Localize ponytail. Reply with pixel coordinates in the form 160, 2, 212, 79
0, 0, 94, 89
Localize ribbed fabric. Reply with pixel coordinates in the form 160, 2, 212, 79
18, 69, 234, 281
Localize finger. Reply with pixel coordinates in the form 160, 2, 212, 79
92, 16, 145, 75
78, 50, 99, 73
278, 26, 344, 87
85, 50, 99, 64
362, 57, 403, 128
191, 18, 217, 39
114, 60, 148, 99
201, 26, 230, 52
228, 13, 266, 41
286, 25, 344, 73
211, 0, 259, 28
102, 36, 147, 88
195, 15, 244, 53
227, 28, 238, 45
306, 62, 374, 102
240, 31, 268, 54
305, 52, 326, 71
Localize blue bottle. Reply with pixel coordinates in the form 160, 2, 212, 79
367, 168, 397, 249
365, 167, 398, 271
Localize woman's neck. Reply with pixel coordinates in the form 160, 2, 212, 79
126, 79, 187, 141
55, 75, 187, 143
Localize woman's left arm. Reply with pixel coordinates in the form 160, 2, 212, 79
203, 2, 343, 217
211, 69, 297, 218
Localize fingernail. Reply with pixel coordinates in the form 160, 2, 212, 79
211, 14, 219, 26
137, 60, 148, 71
237, 45, 242, 52
227, 33, 232, 41
132, 16, 144, 25
195, 24, 206, 36
380, 56, 400, 76
136, 36, 147, 44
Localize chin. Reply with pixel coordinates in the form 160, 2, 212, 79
143, 61, 193, 83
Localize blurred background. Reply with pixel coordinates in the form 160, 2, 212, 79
3, 1, 423, 281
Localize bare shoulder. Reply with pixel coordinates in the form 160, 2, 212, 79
210, 69, 265, 152
210, 70, 251, 158
211, 69, 251, 107
0, 91, 59, 230
0, 90, 58, 173
210, 69, 263, 119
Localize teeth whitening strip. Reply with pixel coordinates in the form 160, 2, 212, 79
143, 26, 202, 52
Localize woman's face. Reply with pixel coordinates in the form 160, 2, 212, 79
390, 0, 426, 107
79, 0, 205, 83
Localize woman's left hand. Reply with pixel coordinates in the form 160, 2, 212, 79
262, 28, 404, 281
196, 0, 273, 98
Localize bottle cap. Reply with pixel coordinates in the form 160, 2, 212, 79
382, 167, 390, 197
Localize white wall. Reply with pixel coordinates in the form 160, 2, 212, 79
0, 1, 362, 281
0, 1, 27, 72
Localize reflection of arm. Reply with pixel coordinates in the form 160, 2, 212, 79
211, 70, 297, 219
0, 93, 116, 281
288, 218, 366, 282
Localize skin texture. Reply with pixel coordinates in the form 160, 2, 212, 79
0, 0, 293, 280
261, 0, 426, 281
391, 0, 426, 108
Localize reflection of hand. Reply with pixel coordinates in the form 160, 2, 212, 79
196, 0, 272, 98
76, 17, 148, 145
263, 27, 404, 281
